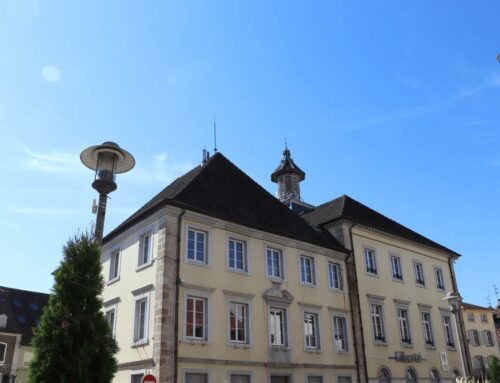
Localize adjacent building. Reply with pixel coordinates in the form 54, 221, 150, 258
461, 302, 500, 379
0, 286, 49, 383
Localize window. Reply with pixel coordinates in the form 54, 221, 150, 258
397, 308, 411, 344
475, 356, 485, 370
469, 329, 480, 346
0, 343, 6, 363
229, 302, 248, 343
482, 330, 494, 346
328, 262, 343, 290
269, 308, 287, 346
133, 297, 148, 343
332, 315, 348, 352
308, 377, 323, 383
480, 314, 488, 323
370, 303, 386, 342
17, 315, 26, 324
406, 368, 417, 383
131, 374, 144, 383
0, 314, 6, 329
430, 369, 440, 383
364, 248, 377, 274
391, 256, 403, 280
228, 239, 247, 272
186, 296, 207, 340
467, 312, 475, 322
379, 368, 391, 383
338, 377, 352, 383
138, 231, 152, 267
421, 312, 434, 346
303, 312, 320, 349
30, 302, 39, 311
109, 249, 120, 281
186, 373, 208, 383
266, 248, 283, 279
434, 268, 445, 290
231, 374, 251, 383
442, 316, 454, 347
105, 307, 116, 337
187, 228, 208, 264
413, 262, 425, 286
12, 298, 22, 307
271, 377, 290, 383
300, 255, 316, 285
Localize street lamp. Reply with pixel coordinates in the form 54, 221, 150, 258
80, 141, 135, 245
442, 291, 469, 377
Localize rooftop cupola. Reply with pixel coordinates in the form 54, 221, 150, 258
271, 146, 305, 203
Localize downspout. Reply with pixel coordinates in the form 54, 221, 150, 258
173, 208, 186, 383
448, 256, 472, 376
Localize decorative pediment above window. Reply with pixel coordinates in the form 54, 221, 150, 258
263, 282, 294, 305
0, 313, 7, 328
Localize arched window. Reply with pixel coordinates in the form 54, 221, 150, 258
430, 368, 440, 383
379, 367, 391, 383
452, 369, 461, 380
406, 367, 418, 383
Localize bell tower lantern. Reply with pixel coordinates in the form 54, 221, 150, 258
271, 146, 306, 203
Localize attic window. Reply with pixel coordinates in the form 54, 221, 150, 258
17, 315, 26, 324
13, 299, 22, 307
30, 303, 39, 311
0, 314, 7, 328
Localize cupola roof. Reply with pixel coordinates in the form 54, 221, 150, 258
271, 147, 305, 183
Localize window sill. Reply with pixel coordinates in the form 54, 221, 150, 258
446, 345, 457, 351
392, 278, 405, 284
425, 344, 436, 350
107, 277, 120, 286
415, 283, 427, 289
304, 348, 322, 353
300, 282, 318, 289
266, 276, 285, 283
228, 342, 251, 349
136, 261, 154, 272
401, 343, 414, 348
328, 287, 344, 293
185, 259, 210, 268
131, 339, 149, 348
366, 273, 379, 278
184, 338, 210, 345
373, 340, 388, 346
334, 349, 350, 354
227, 268, 250, 276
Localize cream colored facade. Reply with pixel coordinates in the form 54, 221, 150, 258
102, 207, 356, 383
461, 305, 500, 378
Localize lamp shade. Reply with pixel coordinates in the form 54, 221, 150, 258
80, 141, 135, 174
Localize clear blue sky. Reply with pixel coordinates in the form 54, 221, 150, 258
1, 1, 499, 306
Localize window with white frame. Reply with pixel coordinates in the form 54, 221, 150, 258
186, 296, 208, 340
442, 315, 454, 347
133, 297, 148, 344
434, 268, 445, 290
186, 372, 209, 383
421, 311, 434, 346
105, 307, 116, 337
131, 373, 144, 383
109, 249, 120, 281
229, 302, 249, 344
303, 312, 320, 349
228, 238, 247, 272
469, 329, 480, 346
397, 308, 411, 344
413, 262, 425, 286
0, 342, 6, 363
269, 307, 287, 346
480, 314, 488, 323
474, 356, 485, 370
187, 228, 208, 264
364, 248, 377, 275
300, 255, 316, 285
328, 262, 343, 290
266, 248, 283, 279
390, 256, 403, 281
332, 315, 348, 352
482, 330, 494, 346
370, 303, 386, 342
231, 374, 251, 383
467, 312, 475, 322
138, 230, 152, 267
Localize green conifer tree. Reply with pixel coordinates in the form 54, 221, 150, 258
489, 356, 500, 383
29, 232, 118, 383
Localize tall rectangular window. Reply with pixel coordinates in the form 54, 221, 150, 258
470, 329, 480, 346
413, 262, 425, 286
391, 256, 403, 280
231, 375, 251, 383
434, 268, 445, 290
0, 343, 6, 363
186, 373, 209, 383
421, 312, 434, 346
328, 262, 343, 290
269, 308, 286, 346
303, 312, 320, 349
442, 315, 454, 347
186, 296, 207, 340
131, 374, 144, 383
138, 231, 152, 267
105, 307, 116, 337
187, 229, 207, 263
308, 377, 323, 383
482, 330, 494, 346
133, 297, 148, 342
229, 302, 248, 343
109, 250, 120, 281
370, 304, 385, 342
467, 312, 474, 322
397, 308, 411, 344
364, 248, 377, 275
267, 248, 283, 279
228, 239, 247, 272
300, 255, 316, 285
332, 316, 348, 352
480, 314, 488, 323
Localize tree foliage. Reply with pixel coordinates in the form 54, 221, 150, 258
489, 356, 500, 383
29, 232, 118, 383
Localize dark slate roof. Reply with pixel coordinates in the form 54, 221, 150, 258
461, 302, 493, 311
271, 147, 305, 182
0, 286, 49, 345
303, 194, 460, 257
104, 152, 346, 252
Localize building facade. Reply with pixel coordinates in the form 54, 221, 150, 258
461, 302, 500, 379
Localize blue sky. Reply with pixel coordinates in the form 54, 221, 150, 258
1, 1, 499, 306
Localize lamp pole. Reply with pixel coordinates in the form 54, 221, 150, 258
80, 142, 135, 245
443, 292, 470, 377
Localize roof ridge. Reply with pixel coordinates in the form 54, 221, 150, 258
0, 286, 50, 296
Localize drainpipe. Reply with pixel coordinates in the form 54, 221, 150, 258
173, 208, 186, 383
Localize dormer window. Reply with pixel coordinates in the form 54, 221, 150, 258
0, 314, 7, 329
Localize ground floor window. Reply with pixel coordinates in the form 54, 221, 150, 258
338, 376, 352, 383
379, 367, 391, 383
231, 374, 251, 383
131, 373, 144, 383
270, 376, 290, 383
186, 372, 209, 383
406, 368, 418, 383
308, 376, 323, 383
430, 368, 440, 383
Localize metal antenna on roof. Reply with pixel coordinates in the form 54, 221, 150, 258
213, 114, 218, 153
284, 137, 287, 149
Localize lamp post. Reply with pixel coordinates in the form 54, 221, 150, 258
443, 291, 469, 377
80, 142, 135, 245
